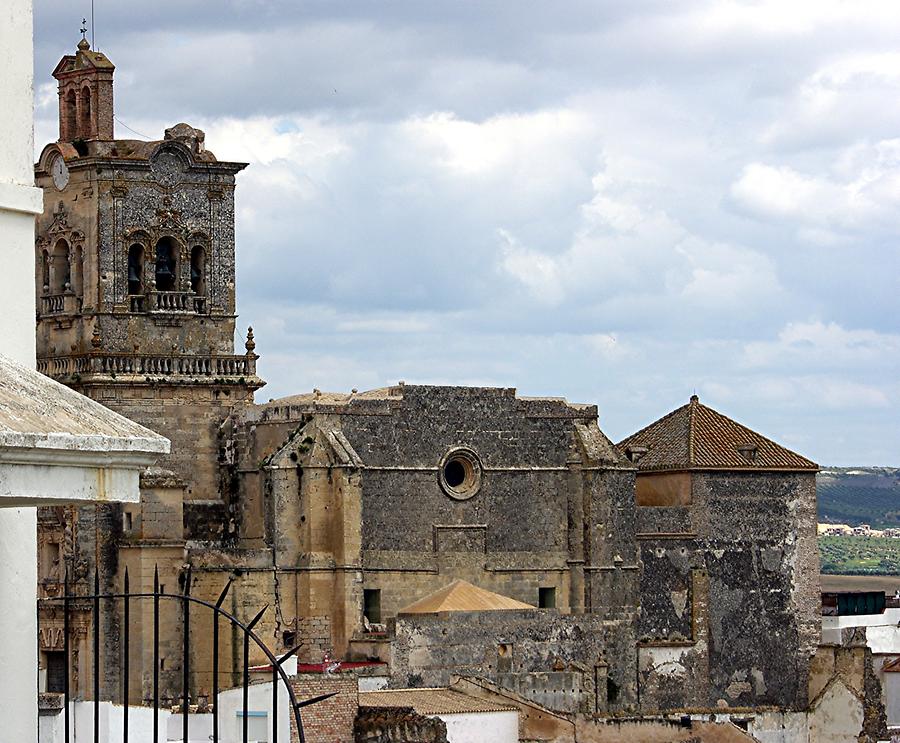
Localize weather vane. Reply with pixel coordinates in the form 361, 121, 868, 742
80, 18, 88, 40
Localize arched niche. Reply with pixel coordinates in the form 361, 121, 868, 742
51, 238, 70, 293
128, 244, 145, 295
154, 237, 179, 291
190, 245, 206, 295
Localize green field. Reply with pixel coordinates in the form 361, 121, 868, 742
819, 535, 900, 575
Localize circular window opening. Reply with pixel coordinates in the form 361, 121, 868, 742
439, 448, 482, 500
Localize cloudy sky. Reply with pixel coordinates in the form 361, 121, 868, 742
33, 1, 900, 465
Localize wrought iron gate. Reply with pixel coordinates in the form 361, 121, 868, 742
38, 566, 334, 743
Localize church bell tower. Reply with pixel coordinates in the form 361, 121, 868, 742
34, 39, 264, 499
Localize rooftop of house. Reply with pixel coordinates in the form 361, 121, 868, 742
398, 579, 536, 615
617, 394, 818, 472
358, 687, 517, 715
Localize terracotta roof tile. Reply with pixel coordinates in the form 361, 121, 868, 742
618, 395, 817, 472
359, 688, 516, 714
398, 579, 535, 615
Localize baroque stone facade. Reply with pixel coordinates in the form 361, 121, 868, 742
35, 39, 827, 732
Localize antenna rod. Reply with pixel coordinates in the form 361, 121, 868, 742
91, 0, 95, 48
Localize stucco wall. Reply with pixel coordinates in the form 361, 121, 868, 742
0, 2, 49, 741
437, 710, 518, 743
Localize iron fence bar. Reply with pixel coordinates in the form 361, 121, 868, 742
153, 566, 159, 743
272, 660, 278, 743
64, 567, 70, 743
182, 567, 191, 743
40, 591, 309, 740
93, 569, 100, 743
243, 607, 267, 743
123, 569, 129, 743
243, 630, 249, 743
212, 579, 231, 743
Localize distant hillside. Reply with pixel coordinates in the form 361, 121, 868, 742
818, 467, 900, 529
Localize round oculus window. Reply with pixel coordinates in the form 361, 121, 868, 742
439, 448, 482, 500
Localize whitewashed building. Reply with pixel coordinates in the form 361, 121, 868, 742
1, 2, 169, 740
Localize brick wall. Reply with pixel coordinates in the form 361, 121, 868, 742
291, 673, 358, 743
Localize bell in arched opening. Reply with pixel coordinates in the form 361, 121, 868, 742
154, 238, 178, 291
128, 244, 144, 295
190, 246, 205, 295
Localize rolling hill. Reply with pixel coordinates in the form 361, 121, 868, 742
817, 467, 900, 529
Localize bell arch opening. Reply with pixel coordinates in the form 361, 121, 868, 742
154, 237, 178, 291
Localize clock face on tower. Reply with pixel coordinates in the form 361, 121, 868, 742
51, 154, 69, 191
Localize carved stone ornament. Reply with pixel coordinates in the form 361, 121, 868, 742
150, 148, 188, 187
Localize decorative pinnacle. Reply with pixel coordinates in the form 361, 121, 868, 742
78, 19, 90, 50
245, 327, 256, 354
91, 325, 102, 349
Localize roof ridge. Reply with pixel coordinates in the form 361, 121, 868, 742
695, 400, 817, 468
617, 400, 690, 449
688, 395, 698, 466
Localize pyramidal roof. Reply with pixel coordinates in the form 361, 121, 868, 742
398, 579, 535, 615
617, 395, 817, 472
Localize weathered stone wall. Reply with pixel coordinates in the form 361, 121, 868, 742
78, 383, 254, 505
636, 470, 819, 713
391, 609, 633, 715
34, 136, 244, 360
355, 707, 448, 743
230, 386, 636, 685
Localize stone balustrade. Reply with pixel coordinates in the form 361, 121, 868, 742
37, 351, 260, 385
40, 293, 81, 315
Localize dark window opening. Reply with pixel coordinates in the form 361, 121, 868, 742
190, 245, 206, 294
65, 89, 77, 139
363, 588, 382, 625
282, 630, 296, 648
51, 238, 70, 293
41, 251, 50, 291
539, 586, 557, 608
154, 238, 178, 291
607, 677, 620, 703
124, 511, 133, 531
439, 448, 482, 499
444, 459, 466, 488
46, 651, 66, 693
80, 87, 92, 136
128, 244, 144, 295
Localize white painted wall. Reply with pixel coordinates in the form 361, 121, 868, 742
39, 702, 173, 743
166, 712, 213, 742
747, 710, 810, 743
217, 680, 292, 743
883, 672, 900, 728
0, 0, 42, 364
0, 1, 49, 741
436, 710, 519, 743
808, 680, 864, 743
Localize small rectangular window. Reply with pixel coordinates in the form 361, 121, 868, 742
539, 587, 556, 609
124, 511, 133, 531
364, 588, 382, 624
46, 651, 66, 693
283, 630, 296, 648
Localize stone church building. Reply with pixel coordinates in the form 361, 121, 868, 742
35, 40, 826, 726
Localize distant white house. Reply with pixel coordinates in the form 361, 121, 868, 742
1, 3, 169, 741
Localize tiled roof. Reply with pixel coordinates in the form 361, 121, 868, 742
617, 395, 817, 472
359, 688, 516, 714
398, 579, 535, 615
881, 657, 900, 673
